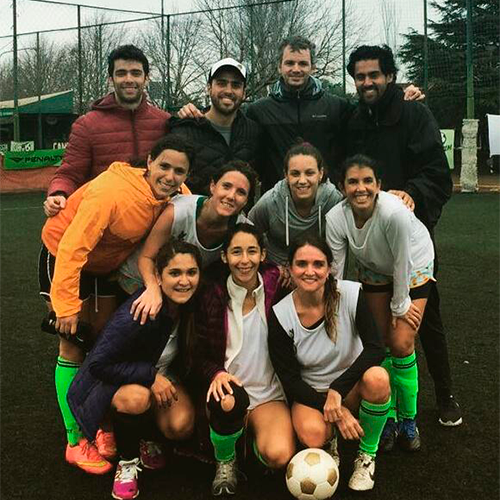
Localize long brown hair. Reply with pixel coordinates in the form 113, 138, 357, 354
156, 239, 202, 373
288, 233, 340, 342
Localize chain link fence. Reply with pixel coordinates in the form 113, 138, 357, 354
1, 0, 498, 166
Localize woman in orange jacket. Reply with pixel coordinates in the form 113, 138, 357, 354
38, 134, 194, 474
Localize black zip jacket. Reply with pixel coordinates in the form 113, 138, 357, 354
347, 84, 452, 230
247, 76, 352, 191
170, 110, 262, 195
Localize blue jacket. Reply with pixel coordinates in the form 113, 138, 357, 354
67, 289, 177, 441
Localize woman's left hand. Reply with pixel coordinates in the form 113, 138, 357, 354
151, 373, 177, 408
392, 302, 423, 331
388, 190, 415, 211
56, 314, 79, 336
335, 406, 364, 440
323, 389, 343, 423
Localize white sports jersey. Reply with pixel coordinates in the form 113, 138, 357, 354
325, 191, 434, 316
118, 195, 250, 293
272, 280, 363, 392
171, 195, 249, 267
155, 324, 179, 376
227, 307, 285, 409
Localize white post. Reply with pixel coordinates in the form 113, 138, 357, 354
460, 118, 479, 193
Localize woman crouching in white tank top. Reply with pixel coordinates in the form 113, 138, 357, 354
268, 234, 390, 492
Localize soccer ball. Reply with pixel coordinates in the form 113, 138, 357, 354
286, 448, 339, 500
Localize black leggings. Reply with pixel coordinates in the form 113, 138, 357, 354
207, 382, 250, 435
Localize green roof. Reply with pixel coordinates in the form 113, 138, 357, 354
0, 90, 74, 117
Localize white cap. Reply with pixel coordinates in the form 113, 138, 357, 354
208, 58, 247, 82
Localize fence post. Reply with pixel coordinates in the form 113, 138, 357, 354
166, 14, 171, 110
37, 32, 43, 149
97, 24, 103, 96
77, 5, 83, 114
342, 0, 346, 95
13, 0, 20, 142
161, 0, 165, 109
423, 0, 428, 98
465, 0, 475, 119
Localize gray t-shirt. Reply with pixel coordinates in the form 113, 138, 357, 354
211, 122, 232, 145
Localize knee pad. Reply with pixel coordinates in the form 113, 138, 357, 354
208, 382, 250, 435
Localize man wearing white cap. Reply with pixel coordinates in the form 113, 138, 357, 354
171, 57, 261, 194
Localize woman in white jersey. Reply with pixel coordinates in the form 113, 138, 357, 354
196, 223, 295, 496
268, 234, 389, 492
325, 154, 436, 454
121, 160, 257, 325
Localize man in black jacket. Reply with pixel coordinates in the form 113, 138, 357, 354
171, 58, 261, 194
346, 44, 462, 437
246, 36, 351, 191
178, 38, 421, 194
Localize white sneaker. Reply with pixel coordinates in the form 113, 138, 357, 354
348, 452, 375, 491
323, 432, 340, 467
112, 458, 142, 500
212, 458, 239, 496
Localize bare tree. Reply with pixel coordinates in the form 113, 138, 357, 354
31, 43, 71, 96
379, 0, 401, 53
140, 14, 208, 110
67, 15, 126, 110
0, 39, 71, 101
194, 0, 367, 99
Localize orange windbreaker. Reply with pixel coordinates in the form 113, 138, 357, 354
42, 162, 169, 317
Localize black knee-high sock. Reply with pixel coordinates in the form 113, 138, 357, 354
113, 411, 152, 460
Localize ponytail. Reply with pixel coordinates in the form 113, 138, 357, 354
324, 273, 340, 342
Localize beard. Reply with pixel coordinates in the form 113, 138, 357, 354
115, 86, 143, 104
210, 95, 242, 116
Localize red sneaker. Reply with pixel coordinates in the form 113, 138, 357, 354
66, 438, 113, 474
139, 440, 166, 470
96, 429, 117, 460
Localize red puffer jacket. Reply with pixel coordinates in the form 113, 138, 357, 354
48, 92, 170, 197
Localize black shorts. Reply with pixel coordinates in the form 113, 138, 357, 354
362, 279, 434, 300
38, 244, 119, 303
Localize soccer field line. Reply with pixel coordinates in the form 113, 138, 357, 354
0, 206, 41, 212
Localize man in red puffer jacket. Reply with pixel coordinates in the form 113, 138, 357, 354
44, 44, 172, 217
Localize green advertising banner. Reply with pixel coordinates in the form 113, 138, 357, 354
3, 149, 65, 170
440, 129, 455, 170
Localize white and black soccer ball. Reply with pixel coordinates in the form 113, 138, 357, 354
286, 448, 339, 500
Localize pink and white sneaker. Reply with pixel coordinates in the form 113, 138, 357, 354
112, 458, 142, 500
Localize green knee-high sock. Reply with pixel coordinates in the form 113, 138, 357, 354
392, 352, 418, 420
359, 398, 391, 456
210, 427, 243, 462
55, 356, 84, 446
381, 349, 397, 421
252, 438, 269, 467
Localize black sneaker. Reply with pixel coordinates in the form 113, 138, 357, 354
379, 418, 398, 452
438, 395, 463, 427
397, 419, 421, 452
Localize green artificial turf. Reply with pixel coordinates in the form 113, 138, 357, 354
0, 192, 498, 499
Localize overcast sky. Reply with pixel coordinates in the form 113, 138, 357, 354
1, 0, 434, 88
1, 0, 193, 43
1, 0, 430, 43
